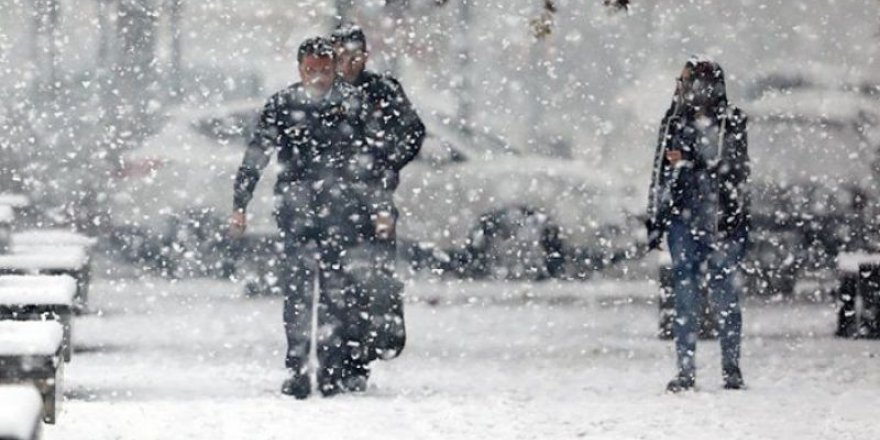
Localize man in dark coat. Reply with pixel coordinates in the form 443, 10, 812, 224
330, 25, 425, 370
230, 37, 374, 399
646, 57, 750, 392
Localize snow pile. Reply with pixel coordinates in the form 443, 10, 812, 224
0, 384, 42, 440
0, 275, 78, 306
0, 320, 63, 356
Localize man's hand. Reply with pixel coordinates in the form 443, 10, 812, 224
374, 210, 394, 240
230, 211, 247, 238
665, 149, 682, 166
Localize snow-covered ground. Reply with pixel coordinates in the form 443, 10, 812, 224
41, 273, 880, 439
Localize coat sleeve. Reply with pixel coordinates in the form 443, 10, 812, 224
233, 95, 280, 212
382, 76, 425, 172
719, 108, 750, 233
645, 110, 677, 249
647, 109, 675, 224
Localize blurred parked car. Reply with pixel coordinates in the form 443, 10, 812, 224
107, 100, 273, 277
746, 63, 880, 101
108, 101, 644, 281
396, 120, 643, 280
742, 84, 880, 295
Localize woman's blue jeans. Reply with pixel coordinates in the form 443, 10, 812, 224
667, 217, 746, 377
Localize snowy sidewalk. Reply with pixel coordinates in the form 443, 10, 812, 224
46, 277, 879, 439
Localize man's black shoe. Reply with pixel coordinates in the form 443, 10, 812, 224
341, 373, 369, 393
723, 367, 745, 390
281, 372, 311, 399
317, 368, 343, 398
666, 372, 696, 393
341, 363, 370, 393
319, 380, 343, 398
318, 362, 370, 396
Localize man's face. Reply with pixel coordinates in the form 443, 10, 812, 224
299, 55, 336, 97
679, 65, 718, 108
334, 43, 368, 83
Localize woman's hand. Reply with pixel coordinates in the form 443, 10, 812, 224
374, 210, 394, 240
230, 211, 247, 237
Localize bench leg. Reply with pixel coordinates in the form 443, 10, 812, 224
865, 288, 880, 338
36, 362, 63, 425
32, 421, 43, 440
62, 315, 72, 362
836, 275, 858, 338
78, 264, 91, 313
37, 377, 55, 424
73, 268, 88, 314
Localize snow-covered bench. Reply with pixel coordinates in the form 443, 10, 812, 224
0, 384, 43, 440
0, 246, 91, 313
0, 206, 12, 254
12, 229, 97, 249
835, 252, 880, 338
0, 194, 30, 210
0, 194, 31, 233
0, 321, 64, 424
837, 252, 880, 275
0, 275, 78, 362
0, 194, 29, 218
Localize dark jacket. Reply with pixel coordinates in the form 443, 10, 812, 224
353, 70, 425, 191
647, 60, 750, 248
233, 79, 367, 212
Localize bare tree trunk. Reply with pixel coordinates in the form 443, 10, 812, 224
335, 0, 353, 24
46, 0, 59, 94
96, 0, 114, 71
117, 0, 158, 79
28, 0, 41, 86
526, 1, 564, 156
96, 0, 121, 164
30, 0, 61, 96
383, 0, 409, 76
168, 0, 184, 101
456, 0, 472, 131
113, 0, 159, 150
527, 1, 547, 155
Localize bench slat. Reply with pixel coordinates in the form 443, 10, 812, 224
12, 230, 96, 248
0, 321, 63, 357
0, 384, 42, 440
0, 275, 77, 306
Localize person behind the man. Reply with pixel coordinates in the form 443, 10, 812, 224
330, 25, 425, 369
230, 37, 373, 399
646, 57, 750, 393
